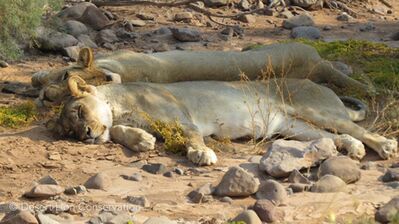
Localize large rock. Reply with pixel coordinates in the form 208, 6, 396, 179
252, 199, 285, 222
291, 0, 321, 8
318, 156, 361, 184
77, 34, 98, 48
259, 138, 337, 178
204, 0, 229, 7
231, 210, 262, 224
311, 175, 347, 193
256, 180, 287, 206
170, 27, 201, 42
84, 172, 111, 190
0, 210, 38, 224
215, 166, 260, 197
78, 6, 110, 30
37, 27, 78, 51
62, 20, 88, 37
375, 196, 399, 223
24, 184, 64, 198
57, 2, 96, 20
282, 14, 314, 29
95, 29, 118, 45
291, 26, 321, 40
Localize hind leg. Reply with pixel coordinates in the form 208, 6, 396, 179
279, 119, 367, 160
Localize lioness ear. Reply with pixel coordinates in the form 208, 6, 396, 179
67, 75, 95, 98
77, 48, 94, 68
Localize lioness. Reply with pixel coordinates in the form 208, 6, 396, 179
49, 76, 397, 165
33, 43, 371, 106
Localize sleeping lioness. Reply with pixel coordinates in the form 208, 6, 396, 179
33, 43, 372, 106
48, 75, 397, 165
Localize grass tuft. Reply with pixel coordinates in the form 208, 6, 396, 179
0, 101, 38, 128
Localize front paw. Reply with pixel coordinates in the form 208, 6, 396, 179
110, 125, 155, 152
336, 134, 366, 160
187, 146, 217, 166
377, 139, 398, 159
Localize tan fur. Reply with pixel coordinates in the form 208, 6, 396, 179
50, 76, 397, 166
33, 43, 372, 106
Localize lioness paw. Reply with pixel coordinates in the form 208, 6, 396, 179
336, 134, 366, 160
110, 125, 155, 152
377, 139, 398, 160
187, 146, 217, 166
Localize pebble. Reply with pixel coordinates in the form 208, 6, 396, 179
142, 163, 167, 174
121, 173, 143, 182
84, 173, 111, 190
126, 196, 150, 207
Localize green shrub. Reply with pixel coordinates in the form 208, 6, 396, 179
0, 101, 38, 128
0, 0, 63, 60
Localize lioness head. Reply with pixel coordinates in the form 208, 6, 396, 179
48, 75, 113, 144
34, 48, 111, 107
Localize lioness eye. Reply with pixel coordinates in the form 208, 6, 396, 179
77, 105, 83, 119
62, 71, 69, 81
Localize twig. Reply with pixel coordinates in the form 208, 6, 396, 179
379, 0, 392, 8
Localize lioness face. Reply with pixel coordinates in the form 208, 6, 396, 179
55, 94, 113, 144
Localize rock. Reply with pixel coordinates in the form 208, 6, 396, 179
231, 210, 262, 224
24, 184, 64, 198
360, 22, 375, 32
126, 196, 150, 207
256, 180, 287, 206
288, 169, 311, 184
78, 5, 110, 30
84, 173, 111, 190
238, 0, 250, 10
142, 163, 167, 174
291, 0, 320, 8
137, 13, 155, 20
62, 46, 80, 61
336, 12, 353, 21
238, 14, 256, 23
381, 168, 399, 182
188, 183, 214, 203
37, 27, 78, 51
130, 19, 146, 27
375, 196, 399, 223
282, 14, 315, 29
0, 210, 38, 224
220, 196, 233, 203
115, 28, 138, 40
318, 156, 361, 184
45, 203, 70, 215
361, 161, 378, 170
279, 10, 294, 19
121, 173, 143, 181
215, 166, 260, 197
144, 217, 177, 224
77, 34, 98, 48
291, 26, 321, 40
103, 10, 115, 20
331, 61, 353, 76
95, 29, 118, 45
174, 167, 184, 175
311, 175, 347, 193
204, 0, 229, 7
57, 2, 96, 20
36, 213, 60, 224
38, 176, 58, 185
259, 138, 337, 178
0, 60, 9, 68
170, 27, 201, 42
390, 32, 399, 41
174, 12, 193, 22
163, 171, 174, 178
153, 27, 173, 36
253, 199, 285, 223
323, 25, 332, 31
129, 160, 147, 168
62, 20, 88, 37
288, 183, 311, 193
64, 185, 86, 195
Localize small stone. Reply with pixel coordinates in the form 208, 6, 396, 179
288, 169, 311, 184
323, 26, 332, 31
291, 26, 321, 40
318, 156, 361, 184
121, 173, 143, 182
144, 217, 177, 224
231, 210, 262, 224
77, 34, 98, 48
0, 60, 9, 68
142, 163, 167, 174
253, 199, 285, 223
375, 196, 399, 223
174, 168, 184, 175
62, 46, 80, 62
84, 173, 111, 190
291, 0, 320, 8
126, 196, 150, 207
78, 5, 110, 30
256, 180, 287, 206
220, 196, 233, 204
130, 19, 146, 27
336, 12, 353, 21
137, 13, 155, 20
359, 22, 375, 32
36, 213, 60, 224
311, 175, 347, 193
163, 171, 174, 178
38, 176, 58, 185
1, 210, 38, 224
215, 166, 260, 197
188, 183, 214, 203
384, 181, 399, 189
238, 14, 256, 23
282, 14, 315, 29
288, 183, 312, 193
174, 12, 193, 22
170, 27, 201, 42
95, 29, 118, 45
64, 185, 86, 195
381, 168, 399, 182
204, 0, 229, 7
24, 184, 64, 198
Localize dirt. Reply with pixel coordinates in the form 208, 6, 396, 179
0, 1, 399, 223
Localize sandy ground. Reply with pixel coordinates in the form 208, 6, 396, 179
1, 1, 399, 223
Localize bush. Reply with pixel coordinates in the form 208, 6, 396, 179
0, 0, 63, 60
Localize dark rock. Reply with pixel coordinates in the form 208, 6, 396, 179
142, 163, 167, 174
256, 180, 287, 206
381, 168, 399, 182
96, 29, 118, 45
78, 5, 110, 30
331, 61, 353, 76
126, 196, 150, 207
0, 60, 9, 68
121, 173, 143, 182
291, 26, 321, 40
36, 27, 78, 51
188, 183, 214, 203
318, 156, 361, 184
282, 14, 315, 29
62, 20, 88, 37
170, 27, 201, 42
163, 171, 174, 178
174, 12, 193, 22
204, 0, 229, 7
253, 199, 285, 222
174, 167, 184, 175
375, 196, 399, 223
291, 0, 321, 8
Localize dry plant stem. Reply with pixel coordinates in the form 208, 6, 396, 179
378, 0, 392, 8
324, 0, 358, 17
